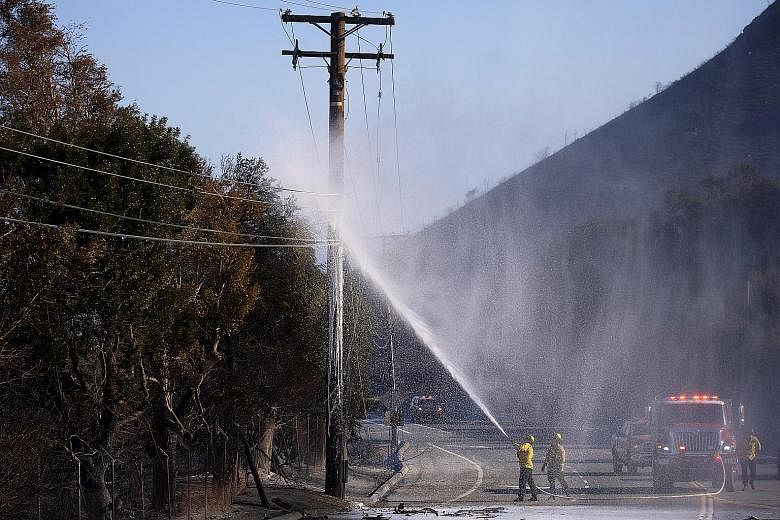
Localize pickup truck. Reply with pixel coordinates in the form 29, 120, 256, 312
612, 417, 652, 474
410, 395, 444, 423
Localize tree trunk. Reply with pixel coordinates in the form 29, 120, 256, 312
73, 348, 118, 520
81, 457, 110, 520
151, 448, 170, 512
257, 416, 276, 474
306, 415, 326, 470
241, 437, 270, 508
150, 401, 177, 513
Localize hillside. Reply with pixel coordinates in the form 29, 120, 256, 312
425, 0, 780, 238
380, 2, 780, 434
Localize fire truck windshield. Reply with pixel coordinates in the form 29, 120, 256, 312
659, 403, 725, 425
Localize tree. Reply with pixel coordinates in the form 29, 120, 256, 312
0, 2, 201, 516
533, 146, 551, 163
0, 4, 377, 518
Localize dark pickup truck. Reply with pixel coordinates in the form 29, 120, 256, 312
411, 395, 444, 423
612, 417, 652, 474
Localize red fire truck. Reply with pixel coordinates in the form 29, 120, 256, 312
649, 394, 744, 492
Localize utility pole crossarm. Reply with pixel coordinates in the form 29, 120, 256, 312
281, 13, 394, 25
282, 50, 395, 60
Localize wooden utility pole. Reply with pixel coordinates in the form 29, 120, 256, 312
282, 10, 394, 499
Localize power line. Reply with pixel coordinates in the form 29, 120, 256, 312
1, 216, 332, 249
357, 30, 373, 159
355, 33, 379, 51
297, 68, 321, 163
388, 26, 406, 233
374, 49, 385, 234
344, 72, 351, 120
0, 188, 334, 243
0, 124, 336, 196
354, 29, 383, 231
210, 0, 278, 10
0, 145, 286, 207
209, 0, 383, 16
279, 0, 334, 11
210, 0, 348, 13
288, 0, 381, 14
282, 21, 322, 165
343, 148, 366, 225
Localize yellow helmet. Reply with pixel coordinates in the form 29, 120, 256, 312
555, 432, 563, 441
527, 434, 535, 444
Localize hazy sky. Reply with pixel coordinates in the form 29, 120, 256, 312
53, 0, 769, 235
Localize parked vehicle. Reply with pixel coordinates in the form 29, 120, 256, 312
649, 394, 743, 492
612, 417, 652, 474
411, 395, 444, 423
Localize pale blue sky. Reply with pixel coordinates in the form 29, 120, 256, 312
53, 0, 770, 234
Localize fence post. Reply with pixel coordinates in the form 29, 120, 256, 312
203, 444, 208, 520
295, 417, 301, 471
187, 448, 191, 520
76, 457, 82, 520
236, 449, 240, 494
111, 458, 116, 520
223, 440, 227, 507
166, 451, 172, 520
37, 453, 42, 520
244, 427, 250, 488
139, 461, 145, 520
127, 461, 133, 518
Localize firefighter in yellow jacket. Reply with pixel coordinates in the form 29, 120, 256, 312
740, 430, 762, 490
542, 432, 570, 499
513, 434, 539, 501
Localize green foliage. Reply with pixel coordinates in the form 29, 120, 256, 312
0, 2, 375, 517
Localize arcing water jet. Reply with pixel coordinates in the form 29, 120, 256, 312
339, 226, 511, 440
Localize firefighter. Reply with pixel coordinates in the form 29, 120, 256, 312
740, 429, 762, 490
542, 432, 570, 499
513, 434, 539, 501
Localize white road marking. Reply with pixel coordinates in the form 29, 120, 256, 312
693, 480, 713, 520
409, 423, 448, 432
571, 467, 590, 488
696, 494, 713, 520
429, 443, 484, 503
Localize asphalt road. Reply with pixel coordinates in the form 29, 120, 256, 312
356, 420, 780, 520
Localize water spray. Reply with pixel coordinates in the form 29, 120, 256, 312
328, 218, 728, 505
340, 226, 511, 440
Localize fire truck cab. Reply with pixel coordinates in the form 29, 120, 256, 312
649, 394, 743, 492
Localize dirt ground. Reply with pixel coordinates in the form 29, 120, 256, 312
169, 460, 391, 519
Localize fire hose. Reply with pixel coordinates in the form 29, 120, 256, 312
523, 442, 728, 502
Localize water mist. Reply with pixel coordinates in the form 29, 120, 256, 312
339, 226, 511, 441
